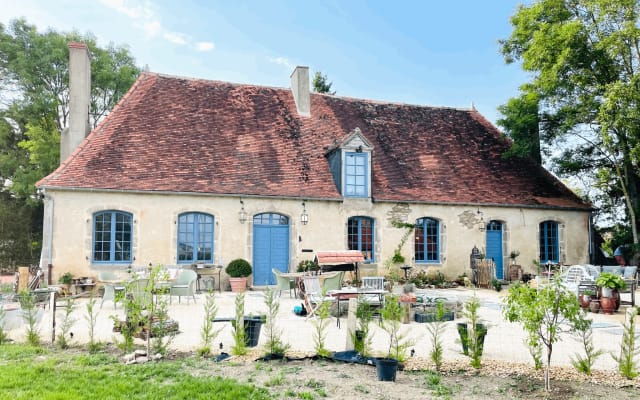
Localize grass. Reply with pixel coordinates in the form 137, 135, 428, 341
0, 344, 272, 400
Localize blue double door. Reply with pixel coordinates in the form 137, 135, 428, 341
485, 221, 504, 279
253, 213, 290, 286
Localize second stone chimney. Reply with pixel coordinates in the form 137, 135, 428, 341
61, 42, 91, 163
290, 66, 310, 117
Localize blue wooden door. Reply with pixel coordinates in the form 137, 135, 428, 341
485, 221, 503, 279
253, 213, 290, 286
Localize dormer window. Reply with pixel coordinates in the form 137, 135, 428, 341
325, 127, 373, 199
345, 152, 368, 197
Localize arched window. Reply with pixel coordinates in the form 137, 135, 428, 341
93, 211, 132, 263
539, 220, 559, 263
177, 212, 214, 263
348, 216, 374, 262
415, 217, 439, 263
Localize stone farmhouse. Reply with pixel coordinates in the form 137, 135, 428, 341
36, 43, 592, 287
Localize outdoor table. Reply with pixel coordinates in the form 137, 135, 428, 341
329, 287, 387, 328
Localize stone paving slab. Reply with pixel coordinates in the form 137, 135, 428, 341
1, 286, 638, 372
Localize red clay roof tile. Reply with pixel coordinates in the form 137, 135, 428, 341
38, 72, 590, 210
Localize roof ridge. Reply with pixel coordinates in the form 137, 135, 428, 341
151, 71, 473, 112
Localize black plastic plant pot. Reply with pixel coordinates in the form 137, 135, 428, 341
244, 316, 263, 347
375, 358, 398, 381
456, 323, 487, 356
354, 330, 365, 353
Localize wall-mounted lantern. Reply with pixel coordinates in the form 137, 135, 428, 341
238, 200, 247, 224
300, 201, 309, 225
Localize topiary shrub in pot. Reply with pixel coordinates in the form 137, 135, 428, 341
226, 259, 252, 292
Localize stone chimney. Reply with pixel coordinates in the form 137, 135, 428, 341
61, 42, 91, 163
290, 66, 310, 117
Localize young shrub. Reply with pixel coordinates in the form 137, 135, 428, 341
311, 290, 332, 358
263, 288, 290, 357
425, 301, 448, 370
231, 292, 247, 355
350, 298, 374, 357
198, 290, 223, 357
380, 294, 414, 362
458, 293, 486, 369
56, 296, 76, 349
18, 291, 40, 347
148, 265, 176, 356
225, 259, 252, 278
85, 296, 102, 352
612, 307, 639, 379
503, 279, 586, 391
570, 314, 603, 375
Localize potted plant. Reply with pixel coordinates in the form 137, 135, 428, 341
296, 260, 318, 274
58, 272, 74, 295
509, 250, 520, 265
595, 272, 626, 313
376, 294, 414, 381
578, 289, 596, 309
456, 293, 487, 369
225, 259, 252, 292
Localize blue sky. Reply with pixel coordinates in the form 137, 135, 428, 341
2, 0, 529, 126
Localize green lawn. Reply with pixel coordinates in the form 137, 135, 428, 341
0, 345, 272, 400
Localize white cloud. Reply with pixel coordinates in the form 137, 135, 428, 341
100, 0, 212, 51
100, 0, 153, 19
163, 31, 188, 45
143, 20, 161, 37
195, 42, 215, 52
268, 56, 293, 70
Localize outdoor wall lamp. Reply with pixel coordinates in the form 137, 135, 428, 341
300, 201, 309, 225
477, 208, 486, 232
238, 200, 247, 224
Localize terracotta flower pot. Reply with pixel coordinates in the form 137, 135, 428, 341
600, 296, 616, 314
589, 299, 600, 313
229, 277, 247, 292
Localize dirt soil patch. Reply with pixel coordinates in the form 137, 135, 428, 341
178, 349, 640, 400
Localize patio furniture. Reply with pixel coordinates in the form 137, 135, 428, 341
98, 271, 126, 309
322, 271, 344, 292
169, 269, 197, 304
620, 266, 637, 306
302, 275, 337, 319
360, 276, 385, 306
272, 269, 297, 298
128, 278, 152, 308
561, 265, 597, 295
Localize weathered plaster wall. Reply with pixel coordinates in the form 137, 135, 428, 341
43, 190, 590, 286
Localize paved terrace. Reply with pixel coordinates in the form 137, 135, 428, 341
1, 286, 638, 372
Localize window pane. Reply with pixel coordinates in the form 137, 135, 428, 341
347, 217, 374, 262
93, 211, 132, 263
415, 217, 439, 263
177, 212, 214, 263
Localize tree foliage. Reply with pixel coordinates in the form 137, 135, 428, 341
312, 71, 335, 94
499, 0, 640, 238
503, 279, 586, 391
0, 18, 139, 268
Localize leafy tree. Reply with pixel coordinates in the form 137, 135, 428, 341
499, 0, 640, 239
312, 71, 335, 94
503, 279, 586, 391
0, 18, 139, 269
0, 18, 140, 199
497, 90, 541, 164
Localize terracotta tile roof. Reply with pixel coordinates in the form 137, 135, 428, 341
38, 72, 590, 210
315, 251, 365, 265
